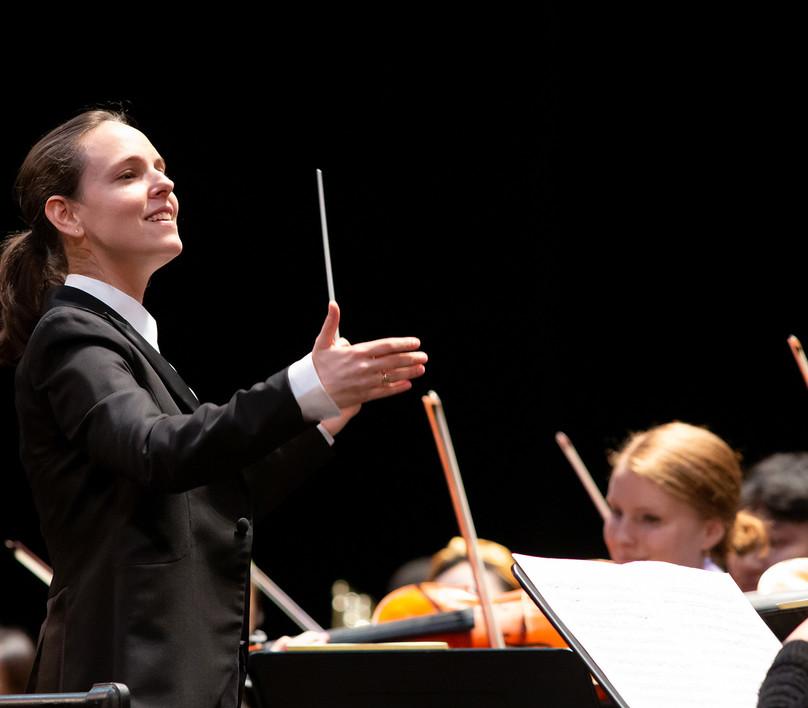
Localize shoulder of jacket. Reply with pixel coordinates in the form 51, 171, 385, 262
23, 304, 132, 366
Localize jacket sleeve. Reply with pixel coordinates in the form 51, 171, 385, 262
243, 426, 335, 519
758, 640, 808, 707
24, 307, 312, 493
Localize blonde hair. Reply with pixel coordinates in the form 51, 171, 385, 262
428, 537, 519, 591
730, 509, 769, 558
610, 421, 743, 566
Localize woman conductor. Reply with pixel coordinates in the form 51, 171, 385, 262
0, 108, 427, 708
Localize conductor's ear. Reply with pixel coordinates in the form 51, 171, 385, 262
44, 195, 83, 239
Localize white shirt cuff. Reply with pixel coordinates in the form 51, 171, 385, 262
316, 423, 335, 446
288, 352, 340, 422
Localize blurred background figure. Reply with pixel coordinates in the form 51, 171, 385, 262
726, 510, 770, 591
742, 453, 808, 579
427, 536, 520, 594
756, 557, 808, 595
386, 555, 433, 594
0, 627, 34, 695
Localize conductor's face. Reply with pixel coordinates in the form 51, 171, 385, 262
604, 464, 724, 569
72, 121, 181, 275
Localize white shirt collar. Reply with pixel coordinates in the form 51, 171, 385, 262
702, 556, 723, 572
64, 274, 160, 353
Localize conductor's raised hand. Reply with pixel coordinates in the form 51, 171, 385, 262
312, 302, 427, 409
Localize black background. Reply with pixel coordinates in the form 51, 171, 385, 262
1, 12, 805, 641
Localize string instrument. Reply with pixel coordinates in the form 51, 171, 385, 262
5, 538, 323, 639
370, 582, 567, 648
420, 390, 505, 647
4, 539, 53, 585
264, 186, 568, 652
788, 334, 808, 388
367, 580, 610, 702
331, 393, 567, 650
555, 431, 610, 521
320, 393, 567, 649
255, 582, 567, 650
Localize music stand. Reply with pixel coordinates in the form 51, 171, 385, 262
747, 589, 808, 641
512, 562, 628, 708
0, 683, 130, 707
248, 647, 599, 707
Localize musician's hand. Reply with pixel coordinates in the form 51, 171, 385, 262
321, 403, 361, 437
312, 301, 427, 409
786, 616, 808, 644
319, 335, 362, 436
270, 630, 330, 652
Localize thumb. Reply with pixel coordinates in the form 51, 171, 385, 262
314, 301, 340, 350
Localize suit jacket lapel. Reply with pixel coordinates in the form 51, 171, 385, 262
47, 286, 200, 413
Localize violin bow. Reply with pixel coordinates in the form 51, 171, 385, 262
422, 390, 506, 648
6, 537, 321, 633
555, 431, 610, 521
788, 335, 808, 389
250, 562, 324, 633
316, 168, 339, 339
5, 539, 53, 585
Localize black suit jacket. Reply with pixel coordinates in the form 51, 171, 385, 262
15, 286, 331, 708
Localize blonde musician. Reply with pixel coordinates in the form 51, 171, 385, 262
604, 421, 749, 574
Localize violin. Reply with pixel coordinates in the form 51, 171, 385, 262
370, 581, 567, 648
254, 581, 567, 651
369, 580, 614, 704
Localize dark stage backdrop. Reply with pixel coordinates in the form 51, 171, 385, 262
1, 36, 805, 641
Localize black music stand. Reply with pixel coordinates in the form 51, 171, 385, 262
747, 589, 808, 641
512, 562, 629, 708
248, 647, 599, 707
0, 683, 130, 707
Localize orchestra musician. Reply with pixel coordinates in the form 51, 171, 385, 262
603, 421, 748, 574
0, 108, 427, 708
427, 536, 520, 594
726, 510, 770, 592
741, 452, 808, 594
0, 628, 34, 695
757, 613, 808, 706
273, 422, 757, 650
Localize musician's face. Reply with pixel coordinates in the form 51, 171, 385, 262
726, 545, 769, 592
433, 561, 512, 595
69, 121, 181, 277
604, 465, 724, 569
759, 518, 808, 569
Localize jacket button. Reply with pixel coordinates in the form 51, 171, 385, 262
235, 517, 251, 537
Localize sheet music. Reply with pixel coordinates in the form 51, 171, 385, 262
513, 554, 782, 708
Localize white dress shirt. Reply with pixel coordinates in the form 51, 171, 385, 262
702, 556, 723, 572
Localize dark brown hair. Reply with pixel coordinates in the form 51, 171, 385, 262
0, 109, 129, 364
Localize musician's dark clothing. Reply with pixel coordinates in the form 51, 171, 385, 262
758, 640, 808, 707
16, 286, 331, 708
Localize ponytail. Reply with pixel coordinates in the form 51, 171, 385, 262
0, 229, 67, 364
726, 509, 769, 564
0, 108, 128, 365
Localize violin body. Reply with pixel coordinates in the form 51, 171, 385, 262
371, 582, 568, 648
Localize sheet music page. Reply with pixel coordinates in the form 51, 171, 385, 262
513, 554, 782, 708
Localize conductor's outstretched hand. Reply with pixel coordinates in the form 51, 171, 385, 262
312, 302, 427, 409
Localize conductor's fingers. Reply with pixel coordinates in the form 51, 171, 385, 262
313, 301, 341, 350
370, 351, 428, 373
354, 337, 422, 357
363, 379, 414, 402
